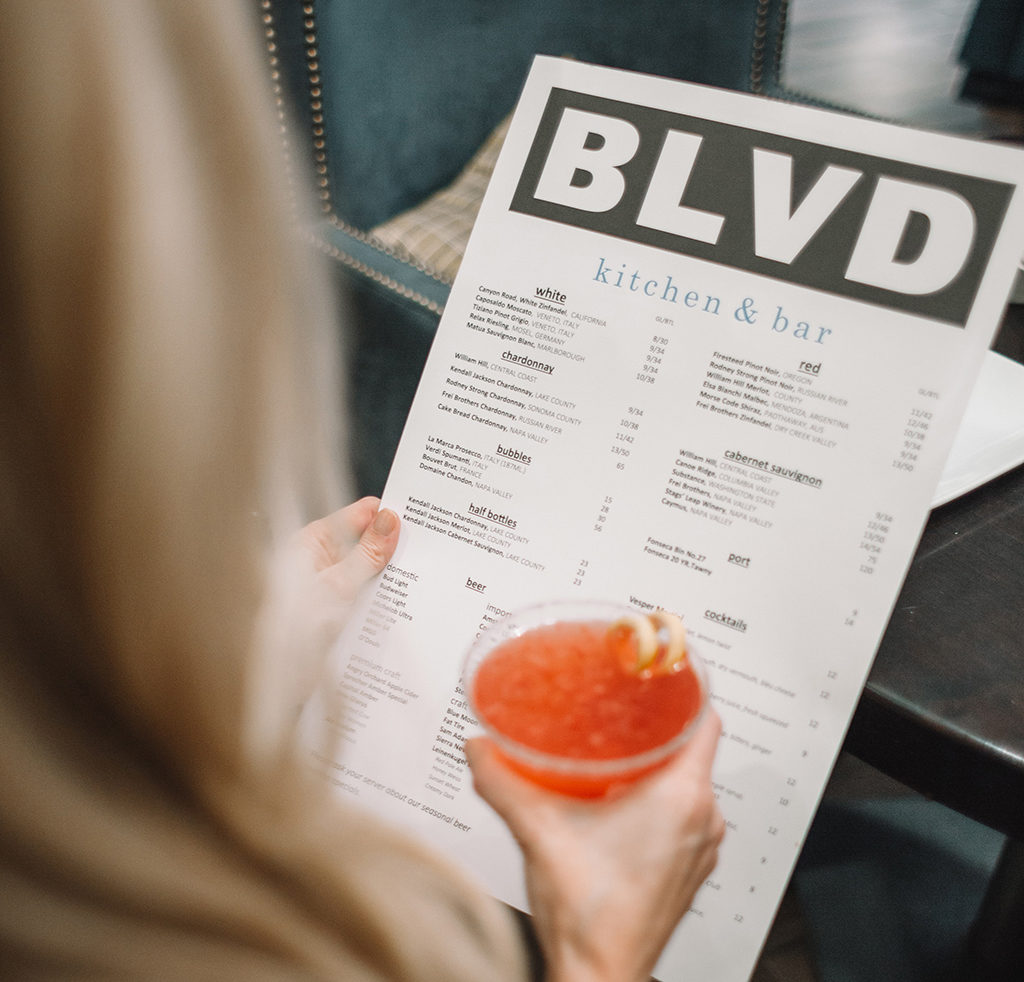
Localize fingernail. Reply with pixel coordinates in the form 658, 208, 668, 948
372, 508, 397, 535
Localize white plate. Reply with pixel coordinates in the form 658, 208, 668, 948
933, 350, 1024, 507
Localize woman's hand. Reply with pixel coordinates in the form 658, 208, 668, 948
301, 496, 400, 604
466, 709, 724, 982
256, 498, 400, 723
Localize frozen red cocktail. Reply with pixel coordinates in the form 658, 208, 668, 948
464, 601, 708, 797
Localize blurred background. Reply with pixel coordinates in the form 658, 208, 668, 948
783, 0, 1019, 137
753, 3, 1021, 982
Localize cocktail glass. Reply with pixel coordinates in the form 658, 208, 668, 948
463, 600, 709, 798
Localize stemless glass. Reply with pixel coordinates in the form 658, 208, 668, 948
463, 600, 709, 798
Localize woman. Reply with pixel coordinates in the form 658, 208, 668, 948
0, 3, 723, 980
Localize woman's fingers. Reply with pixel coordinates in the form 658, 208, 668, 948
642, 705, 723, 802
464, 737, 554, 844
302, 497, 400, 604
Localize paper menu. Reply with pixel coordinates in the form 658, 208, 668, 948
307, 58, 1024, 981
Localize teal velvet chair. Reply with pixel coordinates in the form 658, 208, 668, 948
260, 0, 794, 495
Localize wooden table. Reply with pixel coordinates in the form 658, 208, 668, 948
842, 308, 1024, 979
846, 460, 1024, 840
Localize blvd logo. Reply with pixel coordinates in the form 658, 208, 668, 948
510, 88, 1014, 325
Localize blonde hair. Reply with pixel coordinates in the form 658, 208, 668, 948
0, 2, 525, 978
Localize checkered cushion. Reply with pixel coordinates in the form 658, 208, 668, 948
369, 114, 510, 282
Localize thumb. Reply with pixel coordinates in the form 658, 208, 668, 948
465, 737, 553, 840
320, 506, 400, 603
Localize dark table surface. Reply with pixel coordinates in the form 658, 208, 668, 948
844, 307, 1024, 842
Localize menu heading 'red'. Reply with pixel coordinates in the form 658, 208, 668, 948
510, 88, 1015, 325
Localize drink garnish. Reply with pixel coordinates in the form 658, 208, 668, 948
610, 610, 688, 674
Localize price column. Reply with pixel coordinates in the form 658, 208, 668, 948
573, 325, 674, 591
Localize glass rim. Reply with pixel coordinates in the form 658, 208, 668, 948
462, 599, 710, 776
